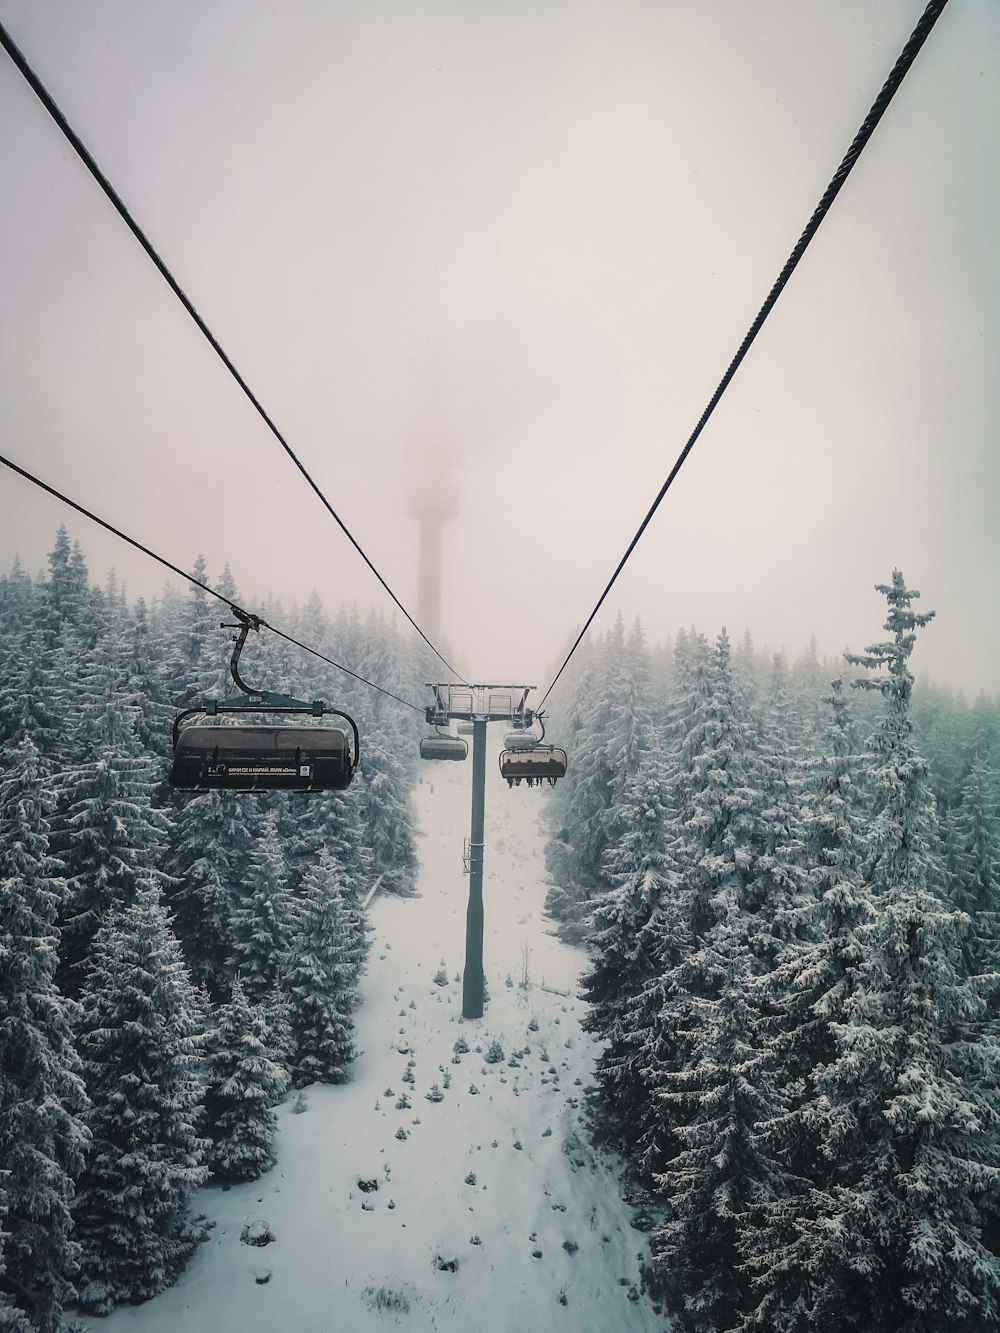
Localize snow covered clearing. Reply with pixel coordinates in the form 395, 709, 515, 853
79, 752, 663, 1332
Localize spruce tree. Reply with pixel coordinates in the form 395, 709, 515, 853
0, 737, 90, 1332
644, 630, 801, 1326
545, 617, 642, 939
160, 555, 229, 711
169, 788, 258, 1000
653, 940, 794, 1333
803, 573, 1000, 1332
44, 528, 94, 637
73, 882, 208, 1315
953, 752, 1000, 976
55, 601, 173, 992
353, 723, 417, 897
583, 750, 679, 1151
227, 811, 294, 1003
203, 977, 288, 1183
735, 679, 871, 1331
285, 852, 369, 1084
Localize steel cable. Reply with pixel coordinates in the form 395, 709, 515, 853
538, 0, 950, 710
0, 453, 425, 714
0, 18, 466, 686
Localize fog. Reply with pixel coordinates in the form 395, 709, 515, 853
1, 0, 997, 705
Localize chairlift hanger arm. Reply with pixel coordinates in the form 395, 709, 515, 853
223, 611, 261, 697
222, 608, 321, 710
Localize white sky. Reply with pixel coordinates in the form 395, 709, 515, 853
1, 0, 997, 702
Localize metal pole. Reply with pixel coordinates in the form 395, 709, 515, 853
462, 716, 487, 1019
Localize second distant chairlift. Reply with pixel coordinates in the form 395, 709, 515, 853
498, 712, 567, 788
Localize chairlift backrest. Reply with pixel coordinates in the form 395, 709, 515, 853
502, 730, 539, 751
171, 723, 355, 792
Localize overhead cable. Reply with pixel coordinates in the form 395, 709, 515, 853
0, 453, 424, 714
0, 19, 465, 687
537, 0, 950, 711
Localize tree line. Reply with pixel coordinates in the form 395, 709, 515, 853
545, 572, 1000, 1332
0, 528, 426, 1330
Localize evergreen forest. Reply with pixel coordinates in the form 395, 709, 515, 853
546, 574, 1000, 1332
1, 531, 997, 1332
0, 529, 425, 1329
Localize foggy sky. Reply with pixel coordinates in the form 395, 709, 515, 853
1, 0, 997, 705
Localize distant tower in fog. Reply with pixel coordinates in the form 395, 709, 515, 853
407, 447, 458, 643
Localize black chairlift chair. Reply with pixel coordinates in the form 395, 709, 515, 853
499, 746, 568, 787
419, 730, 469, 762
170, 611, 360, 794
498, 714, 567, 787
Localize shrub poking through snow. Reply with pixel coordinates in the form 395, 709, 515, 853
363, 1285, 410, 1313
484, 1039, 505, 1064
240, 1219, 275, 1247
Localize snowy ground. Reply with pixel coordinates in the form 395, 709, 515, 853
80, 753, 664, 1332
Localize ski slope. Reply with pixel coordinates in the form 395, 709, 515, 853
80, 752, 664, 1332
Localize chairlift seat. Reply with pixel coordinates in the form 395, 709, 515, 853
171, 724, 354, 792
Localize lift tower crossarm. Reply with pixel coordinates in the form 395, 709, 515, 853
424, 684, 536, 727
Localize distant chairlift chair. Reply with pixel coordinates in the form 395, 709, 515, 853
498, 713, 567, 787
419, 730, 469, 761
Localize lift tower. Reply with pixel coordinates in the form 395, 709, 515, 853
425, 684, 535, 1019
407, 451, 458, 643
